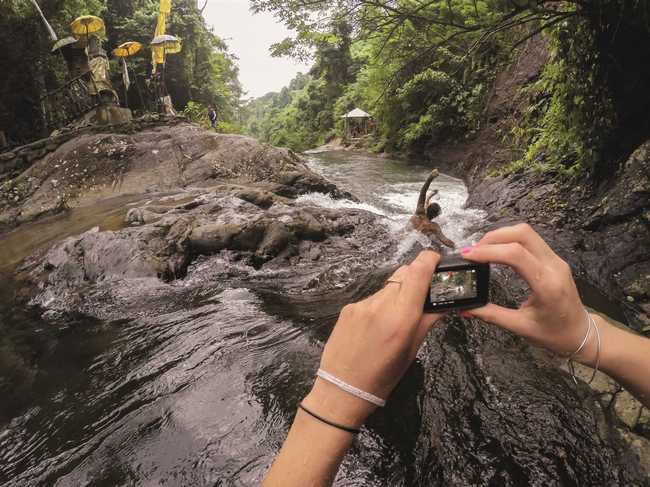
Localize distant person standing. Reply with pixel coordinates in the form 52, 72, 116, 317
208, 106, 218, 130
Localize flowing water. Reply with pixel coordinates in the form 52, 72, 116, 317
0, 150, 541, 486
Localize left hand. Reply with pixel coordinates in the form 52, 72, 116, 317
303, 251, 445, 427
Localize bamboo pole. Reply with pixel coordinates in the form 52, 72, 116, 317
29, 0, 58, 41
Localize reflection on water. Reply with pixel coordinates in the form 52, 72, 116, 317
0, 191, 198, 272
0, 151, 485, 486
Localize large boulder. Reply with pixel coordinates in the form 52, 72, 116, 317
19, 188, 394, 317
0, 121, 351, 230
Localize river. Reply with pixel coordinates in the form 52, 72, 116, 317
3, 148, 640, 486
0, 150, 489, 486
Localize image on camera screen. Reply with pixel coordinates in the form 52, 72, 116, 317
430, 269, 477, 303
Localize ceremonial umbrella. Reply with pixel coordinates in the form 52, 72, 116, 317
150, 34, 182, 54
70, 15, 105, 40
112, 42, 143, 107
150, 34, 181, 102
112, 41, 142, 58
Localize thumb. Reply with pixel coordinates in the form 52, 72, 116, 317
461, 303, 528, 337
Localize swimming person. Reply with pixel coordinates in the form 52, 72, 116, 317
262, 223, 650, 487
410, 168, 455, 249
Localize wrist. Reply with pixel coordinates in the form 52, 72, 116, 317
302, 377, 377, 429
574, 313, 614, 370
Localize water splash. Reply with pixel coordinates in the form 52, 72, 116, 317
303, 152, 486, 252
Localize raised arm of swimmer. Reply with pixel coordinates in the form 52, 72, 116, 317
415, 169, 439, 216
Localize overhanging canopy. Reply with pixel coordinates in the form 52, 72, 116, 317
342, 108, 371, 118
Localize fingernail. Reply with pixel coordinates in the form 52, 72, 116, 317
461, 246, 473, 255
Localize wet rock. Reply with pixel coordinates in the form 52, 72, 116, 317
232, 187, 275, 209
415, 281, 650, 485
19, 190, 391, 313
614, 391, 646, 429
125, 207, 163, 225
0, 122, 350, 231
621, 269, 650, 301
189, 222, 241, 254
467, 139, 650, 331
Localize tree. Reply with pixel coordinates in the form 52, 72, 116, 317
250, 0, 650, 178
0, 0, 243, 144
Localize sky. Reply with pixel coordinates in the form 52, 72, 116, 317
202, 0, 312, 99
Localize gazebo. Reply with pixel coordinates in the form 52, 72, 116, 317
342, 108, 373, 139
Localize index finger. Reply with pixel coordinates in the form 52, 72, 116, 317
480, 223, 554, 260
398, 250, 440, 311
463, 242, 546, 294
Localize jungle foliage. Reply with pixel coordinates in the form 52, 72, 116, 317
246, 0, 650, 179
0, 0, 242, 144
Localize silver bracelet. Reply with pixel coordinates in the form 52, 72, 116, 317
567, 308, 601, 385
317, 369, 386, 407
586, 313, 601, 384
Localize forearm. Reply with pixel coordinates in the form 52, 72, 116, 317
262, 380, 375, 487
416, 175, 435, 214
262, 409, 353, 487
578, 314, 650, 408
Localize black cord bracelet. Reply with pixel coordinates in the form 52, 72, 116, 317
298, 403, 361, 435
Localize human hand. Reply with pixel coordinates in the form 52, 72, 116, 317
303, 251, 444, 427
460, 224, 592, 361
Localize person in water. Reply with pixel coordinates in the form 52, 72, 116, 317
262, 223, 650, 486
410, 168, 455, 249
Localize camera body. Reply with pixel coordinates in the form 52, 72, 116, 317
423, 255, 490, 312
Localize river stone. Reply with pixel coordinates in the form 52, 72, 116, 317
614, 390, 646, 429
258, 221, 292, 253
232, 187, 275, 209
189, 223, 241, 254
125, 207, 164, 225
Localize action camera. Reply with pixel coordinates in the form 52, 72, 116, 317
423, 254, 490, 312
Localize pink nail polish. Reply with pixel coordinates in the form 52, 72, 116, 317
461, 246, 473, 255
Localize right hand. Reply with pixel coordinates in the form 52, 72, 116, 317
303, 251, 445, 427
460, 224, 593, 361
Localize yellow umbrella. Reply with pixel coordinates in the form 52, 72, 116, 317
112, 41, 142, 58
70, 15, 105, 40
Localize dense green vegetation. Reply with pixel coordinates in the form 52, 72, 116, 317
246, 0, 650, 180
5, 0, 650, 181
0, 0, 242, 144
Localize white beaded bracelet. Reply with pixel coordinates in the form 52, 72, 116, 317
317, 369, 387, 407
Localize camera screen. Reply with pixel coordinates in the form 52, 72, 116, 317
430, 269, 478, 303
